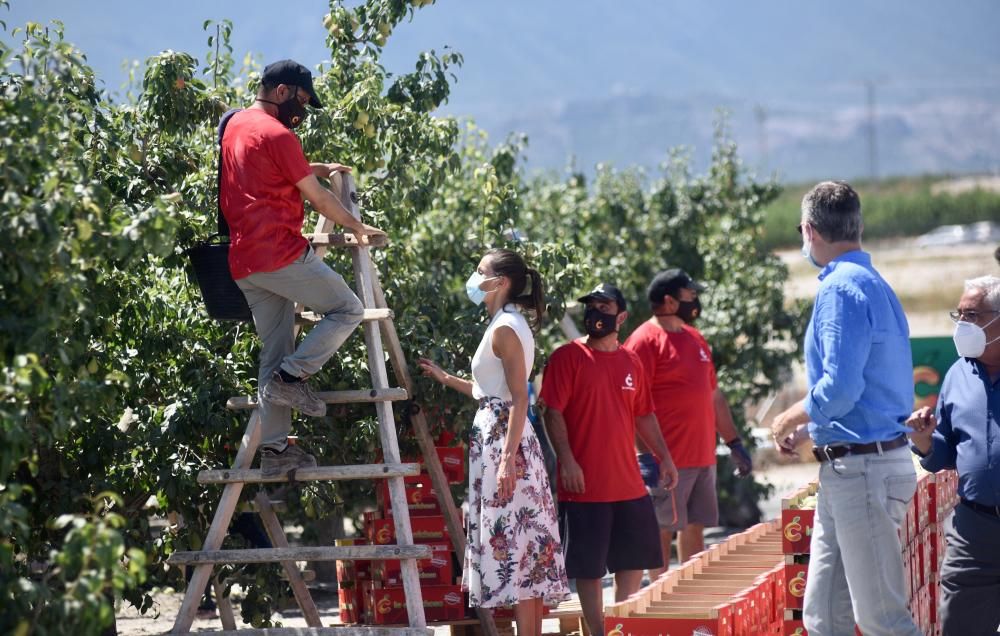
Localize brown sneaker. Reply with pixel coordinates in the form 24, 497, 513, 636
260, 444, 318, 478
261, 371, 327, 417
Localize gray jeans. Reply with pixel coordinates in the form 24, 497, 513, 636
939, 502, 1000, 635
236, 246, 364, 449
802, 444, 920, 636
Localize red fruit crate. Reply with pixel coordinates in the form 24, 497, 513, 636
372, 549, 453, 586
335, 537, 371, 581
377, 475, 441, 516
604, 606, 734, 636
364, 512, 451, 545
783, 561, 808, 611
393, 447, 465, 484
338, 586, 360, 624
367, 584, 465, 624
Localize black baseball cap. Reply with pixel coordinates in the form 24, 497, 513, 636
647, 268, 706, 305
261, 59, 323, 108
578, 283, 627, 312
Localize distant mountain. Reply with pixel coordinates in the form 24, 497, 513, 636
7, 0, 1000, 181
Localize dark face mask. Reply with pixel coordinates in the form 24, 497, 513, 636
277, 88, 308, 129
259, 87, 308, 129
584, 306, 618, 338
676, 297, 701, 324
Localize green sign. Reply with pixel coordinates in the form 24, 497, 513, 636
911, 336, 957, 411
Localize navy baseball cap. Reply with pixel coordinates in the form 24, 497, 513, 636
578, 283, 627, 313
647, 268, 706, 304
261, 59, 323, 108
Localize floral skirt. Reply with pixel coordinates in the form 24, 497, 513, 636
464, 397, 570, 608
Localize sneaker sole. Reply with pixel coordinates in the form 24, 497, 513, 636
260, 389, 327, 417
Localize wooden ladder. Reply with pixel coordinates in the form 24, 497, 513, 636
168, 173, 497, 636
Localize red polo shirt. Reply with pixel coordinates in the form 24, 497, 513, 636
623, 321, 718, 468
220, 109, 313, 279
539, 340, 653, 503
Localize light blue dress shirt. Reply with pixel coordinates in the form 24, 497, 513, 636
804, 250, 914, 446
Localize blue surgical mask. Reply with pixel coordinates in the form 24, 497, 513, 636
801, 231, 821, 269
465, 271, 499, 305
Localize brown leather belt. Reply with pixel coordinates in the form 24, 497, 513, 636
812, 434, 908, 463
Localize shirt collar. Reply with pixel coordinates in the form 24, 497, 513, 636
817, 249, 871, 281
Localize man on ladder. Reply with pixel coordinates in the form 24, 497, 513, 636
220, 59, 385, 477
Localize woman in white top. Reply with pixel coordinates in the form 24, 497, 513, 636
419, 248, 569, 636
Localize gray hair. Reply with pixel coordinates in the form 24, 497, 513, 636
964, 275, 1000, 311
801, 181, 863, 243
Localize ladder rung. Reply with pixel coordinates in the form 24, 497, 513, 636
211, 627, 430, 636
167, 544, 431, 566
297, 308, 392, 325
198, 462, 421, 485
306, 232, 389, 249
226, 387, 407, 411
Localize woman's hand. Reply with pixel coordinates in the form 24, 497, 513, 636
496, 451, 517, 500
417, 358, 448, 384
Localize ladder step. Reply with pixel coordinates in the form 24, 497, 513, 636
306, 232, 389, 249
198, 462, 421, 485
211, 627, 431, 636
297, 308, 392, 326
167, 544, 431, 566
226, 387, 407, 411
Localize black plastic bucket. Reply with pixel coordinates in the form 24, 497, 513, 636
184, 235, 252, 322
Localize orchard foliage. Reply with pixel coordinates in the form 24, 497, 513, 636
0, 0, 800, 632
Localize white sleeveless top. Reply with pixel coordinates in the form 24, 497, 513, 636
471, 305, 535, 401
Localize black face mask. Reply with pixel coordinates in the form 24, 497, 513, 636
584, 306, 618, 338
258, 88, 307, 129
655, 297, 702, 324
676, 298, 701, 324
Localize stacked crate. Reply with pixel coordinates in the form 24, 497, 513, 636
605, 521, 785, 635
908, 469, 958, 636
604, 469, 959, 636
337, 446, 466, 625
779, 481, 818, 635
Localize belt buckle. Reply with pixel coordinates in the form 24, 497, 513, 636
821, 445, 837, 463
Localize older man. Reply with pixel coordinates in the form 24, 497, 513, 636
771, 181, 920, 636
908, 275, 1000, 635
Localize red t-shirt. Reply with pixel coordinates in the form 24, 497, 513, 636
623, 321, 718, 468
220, 109, 314, 279
539, 340, 653, 503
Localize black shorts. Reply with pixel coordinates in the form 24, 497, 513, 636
558, 495, 663, 579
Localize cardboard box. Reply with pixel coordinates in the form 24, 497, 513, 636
335, 537, 371, 582
364, 512, 450, 545
372, 549, 453, 586
783, 563, 808, 610
781, 509, 815, 555
338, 586, 360, 624
605, 608, 733, 636
377, 475, 442, 517
394, 447, 465, 484
367, 584, 464, 624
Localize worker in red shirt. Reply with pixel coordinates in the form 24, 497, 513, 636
623, 269, 752, 576
540, 283, 678, 636
220, 60, 385, 477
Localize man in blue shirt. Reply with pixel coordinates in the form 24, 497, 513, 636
908, 275, 1000, 635
771, 181, 919, 636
